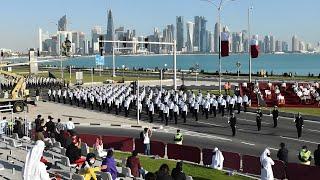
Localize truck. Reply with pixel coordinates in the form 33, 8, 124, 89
0, 70, 35, 112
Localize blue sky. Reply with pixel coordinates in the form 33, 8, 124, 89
1, 0, 319, 52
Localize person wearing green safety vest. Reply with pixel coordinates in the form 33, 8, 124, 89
174, 129, 183, 145
299, 145, 312, 165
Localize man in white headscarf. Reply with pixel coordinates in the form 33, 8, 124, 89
22, 140, 51, 180
211, 147, 224, 170
260, 148, 275, 180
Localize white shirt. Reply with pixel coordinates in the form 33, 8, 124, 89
66, 121, 75, 130
143, 132, 150, 144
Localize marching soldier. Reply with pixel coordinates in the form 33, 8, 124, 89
148, 102, 154, 123
203, 99, 210, 119
228, 113, 237, 136
194, 101, 199, 121
182, 103, 188, 123
256, 108, 263, 131
294, 112, 304, 138
63, 89, 67, 104
236, 96, 242, 114
221, 98, 226, 117
272, 106, 279, 128
243, 94, 249, 112
52, 89, 56, 102
173, 103, 179, 124
48, 89, 52, 101
57, 89, 61, 103
212, 98, 218, 117
164, 104, 170, 126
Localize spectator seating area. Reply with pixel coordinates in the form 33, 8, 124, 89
240, 81, 320, 107
1, 129, 320, 179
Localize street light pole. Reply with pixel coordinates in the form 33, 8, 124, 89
173, 39, 177, 91
218, 7, 222, 93
248, 7, 253, 83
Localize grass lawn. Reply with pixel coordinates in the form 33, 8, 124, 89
278, 107, 320, 117
114, 151, 250, 180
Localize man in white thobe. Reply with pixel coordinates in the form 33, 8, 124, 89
260, 148, 275, 180
211, 147, 224, 170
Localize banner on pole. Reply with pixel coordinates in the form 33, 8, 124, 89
95, 54, 105, 66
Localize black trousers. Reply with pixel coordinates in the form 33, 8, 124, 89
296, 126, 302, 138
116, 107, 119, 115
48, 95, 51, 101
229, 104, 234, 115
213, 108, 217, 117
63, 97, 66, 104
237, 103, 241, 114
205, 109, 209, 119
149, 112, 153, 123
273, 117, 278, 128
169, 109, 173, 120
257, 119, 261, 131
221, 107, 225, 117
174, 112, 178, 124
125, 108, 129, 117
164, 113, 168, 125
231, 125, 236, 136
194, 111, 198, 121
182, 111, 187, 123
218, 104, 221, 113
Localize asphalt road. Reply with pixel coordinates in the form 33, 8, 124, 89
75, 104, 320, 164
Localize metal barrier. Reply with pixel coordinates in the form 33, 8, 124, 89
221, 151, 241, 171
286, 163, 320, 180
102, 135, 134, 152
167, 144, 201, 164
273, 160, 286, 179
242, 155, 261, 175
134, 139, 166, 157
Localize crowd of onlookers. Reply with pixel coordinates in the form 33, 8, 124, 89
292, 82, 320, 105
22, 114, 194, 180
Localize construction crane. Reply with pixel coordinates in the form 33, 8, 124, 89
0, 66, 34, 112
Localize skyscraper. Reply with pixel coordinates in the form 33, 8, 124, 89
176, 16, 184, 51
91, 26, 102, 54
58, 15, 67, 31
292, 35, 299, 52
79, 32, 86, 55
39, 28, 42, 52
275, 40, 282, 52
270, 35, 275, 52
200, 17, 207, 52
186, 22, 194, 53
282, 41, 289, 52
193, 16, 201, 51
214, 23, 219, 53
106, 10, 114, 53
264, 35, 271, 53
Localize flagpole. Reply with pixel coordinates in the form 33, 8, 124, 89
248, 7, 252, 83
218, 6, 222, 93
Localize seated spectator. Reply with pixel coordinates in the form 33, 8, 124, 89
80, 153, 101, 180
93, 137, 108, 158
13, 118, 23, 138
101, 149, 118, 180
171, 161, 186, 180
211, 147, 224, 170
155, 164, 173, 180
22, 140, 50, 180
66, 136, 86, 167
126, 150, 145, 178
265, 90, 272, 99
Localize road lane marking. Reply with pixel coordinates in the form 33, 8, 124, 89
280, 136, 320, 144
241, 142, 255, 146
306, 129, 320, 133
197, 121, 225, 127
268, 147, 278, 151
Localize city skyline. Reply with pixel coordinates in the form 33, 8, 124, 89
1, 0, 319, 52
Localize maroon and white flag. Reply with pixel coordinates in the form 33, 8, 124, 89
221, 32, 230, 57
250, 35, 259, 58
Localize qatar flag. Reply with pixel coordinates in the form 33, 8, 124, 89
221, 32, 230, 57
250, 37, 259, 58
